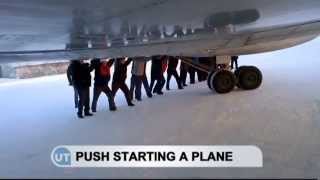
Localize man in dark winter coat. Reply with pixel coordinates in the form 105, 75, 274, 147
150, 55, 167, 95
90, 58, 116, 112
72, 60, 93, 118
166, 56, 183, 90
112, 57, 135, 106
67, 60, 79, 108
130, 57, 152, 101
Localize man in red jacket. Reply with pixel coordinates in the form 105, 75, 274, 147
90, 58, 116, 112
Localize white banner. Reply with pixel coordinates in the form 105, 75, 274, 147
51, 146, 263, 168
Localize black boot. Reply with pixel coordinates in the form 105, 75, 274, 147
128, 102, 135, 106
152, 88, 157, 94
147, 91, 153, 98
110, 106, 117, 111
85, 112, 93, 116
77, 113, 84, 119
157, 91, 164, 95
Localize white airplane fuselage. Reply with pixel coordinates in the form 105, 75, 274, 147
0, 0, 319, 61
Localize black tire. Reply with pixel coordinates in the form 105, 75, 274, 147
234, 68, 241, 88
207, 70, 215, 89
237, 66, 262, 90
210, 70, 236, 94
234, 66, 249, 88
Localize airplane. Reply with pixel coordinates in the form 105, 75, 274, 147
0, 0, 319, 94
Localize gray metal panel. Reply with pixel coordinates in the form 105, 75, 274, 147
0, 0, 319, 52
0, 21, 319, 62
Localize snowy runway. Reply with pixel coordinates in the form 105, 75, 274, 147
0, 38, 320, 178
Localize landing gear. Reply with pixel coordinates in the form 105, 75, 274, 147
235, 66, 262, 90
207, 70, 236, 94
206, 56, 262, 94
180, 56, 263, 94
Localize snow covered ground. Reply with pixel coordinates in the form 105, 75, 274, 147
0, 38, 320, 178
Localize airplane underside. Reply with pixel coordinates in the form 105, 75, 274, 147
0, 0, 320, 94
0, 20, 319, 94
0, 20, 319, 62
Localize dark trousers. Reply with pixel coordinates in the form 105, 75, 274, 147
73, 86, 79, 108
180, 67, 196, 85
197, 70, 208, 82
180, 68, 187, 85
112, 81, 132, 105
188, 67, 196, 84
142, 75, 152, 96
130, 75, 152, 100
166, 70, 182, 89
130, 75, 142, 100
92, 85, 116, 111
231, 59, 238, 69
76, 86, 90, 115
150, 75, 165, 93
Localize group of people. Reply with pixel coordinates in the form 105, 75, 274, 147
67, 55, 209, 118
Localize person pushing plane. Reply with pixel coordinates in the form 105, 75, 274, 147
71, 60, 93, 118
90, 58, 117, 112
130, 56, 153, 101
166, 56, 183, 90
112, 57, 135, 107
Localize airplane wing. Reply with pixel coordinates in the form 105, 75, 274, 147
0, 0, 319, 62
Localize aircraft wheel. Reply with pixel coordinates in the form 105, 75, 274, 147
207, 70, 215, 89
209, 69, 236, 94
236, 66, 262, 90
234, 66, 247, 88
234, 68, 240, 88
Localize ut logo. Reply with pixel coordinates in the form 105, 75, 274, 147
52, 147, 71, 167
